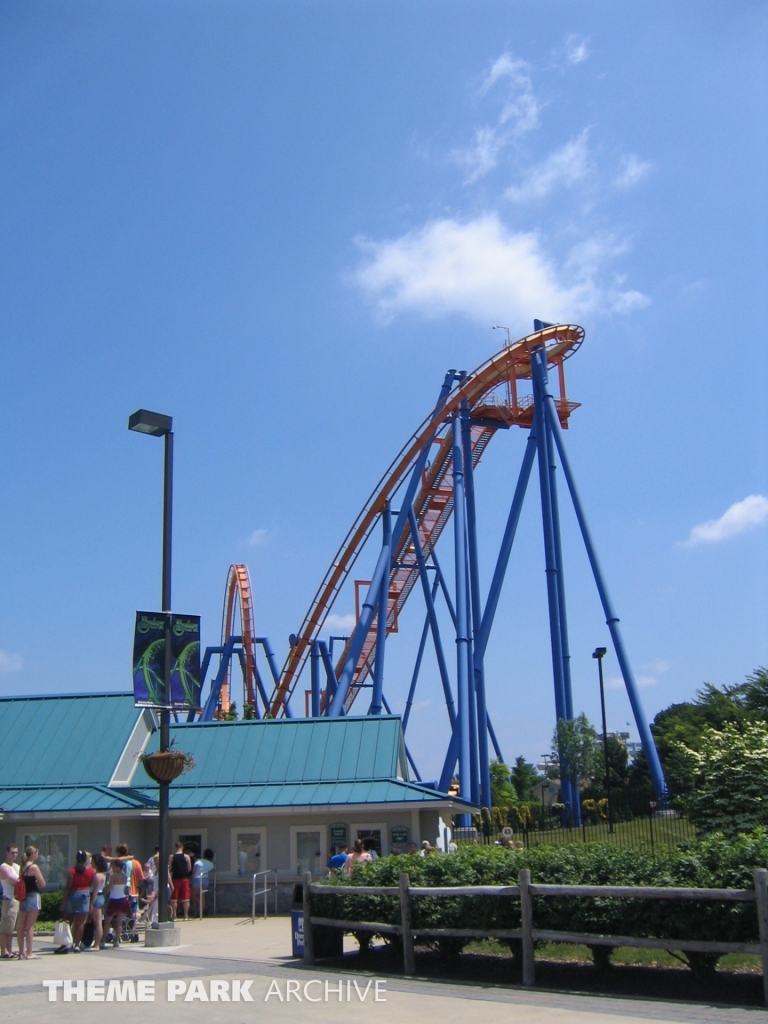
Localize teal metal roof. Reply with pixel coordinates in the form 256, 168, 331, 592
136, 715, 410, 788
146, 779, 453, 810
0, 694, 469, 813
0, 785, 156, 814
0, 693, 141, 787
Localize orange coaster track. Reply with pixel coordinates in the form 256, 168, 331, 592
268, 323, 584, 717
221, 563, 257, 711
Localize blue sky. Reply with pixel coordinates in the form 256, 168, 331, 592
1, 2, 766, 781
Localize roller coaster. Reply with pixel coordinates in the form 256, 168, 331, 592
198, 321, 668, 823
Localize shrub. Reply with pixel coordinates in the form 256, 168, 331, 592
311, 830, 768, 952
677, 721, 768, 837
40, 892, 63, 922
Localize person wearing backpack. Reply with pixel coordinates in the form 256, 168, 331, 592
16, 846, 45, 960
0, 845, 20, 958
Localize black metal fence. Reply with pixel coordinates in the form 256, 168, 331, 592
460, 810, 696, 851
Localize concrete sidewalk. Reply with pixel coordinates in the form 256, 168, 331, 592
0, 917, 759, 1024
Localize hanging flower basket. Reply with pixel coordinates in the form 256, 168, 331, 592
139, 750, 193, 783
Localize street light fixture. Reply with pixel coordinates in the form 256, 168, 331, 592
129, 408, 174, 927
592, 647, 614, 834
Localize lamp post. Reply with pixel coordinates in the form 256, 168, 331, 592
592, 647, 613, 834
129, 409, 173, 924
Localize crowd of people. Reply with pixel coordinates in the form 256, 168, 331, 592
327, 837, 443, 873
0, 841, 215, 958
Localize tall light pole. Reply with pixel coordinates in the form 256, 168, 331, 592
592, 646, 613, 834
129, 408, 173, 924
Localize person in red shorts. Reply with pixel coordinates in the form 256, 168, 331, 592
169, 841, 192, 922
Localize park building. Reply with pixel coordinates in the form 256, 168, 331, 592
0, 692, 470, 912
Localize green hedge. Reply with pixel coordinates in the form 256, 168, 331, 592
312, 829, 768, 946
39, 892, 63, 921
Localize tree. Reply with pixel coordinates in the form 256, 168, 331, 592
726, 667, 768, 721
549, 713, 599, 786
489, 759, 518, 808
591, 734, 629, 792
510, 756, 543, 801
675, 721, 768, 836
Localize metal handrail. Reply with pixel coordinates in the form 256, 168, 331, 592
251, 869, 278, 923
198, 869, 214, 920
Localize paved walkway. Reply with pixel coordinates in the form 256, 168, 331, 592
0, 918, 761, 1023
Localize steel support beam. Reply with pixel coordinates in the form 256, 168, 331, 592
257, 637, 293, 717
532, 353, 668, 799
402, 595, 433, 733
451, 414, 472, 822
542, 364, 574, 724
475, 429, 537, 660
329, 540, 391, 716
310, 641, 321, 717
429, 547, 457, 628
408, 506, 457, 729
461, 403, 491, 809
389, 371, 457, 561
533, 369, 575, 820
370, 503, 391, 714
381, 694, 422, 782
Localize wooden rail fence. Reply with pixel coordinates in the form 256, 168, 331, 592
302, 867, 768, 1005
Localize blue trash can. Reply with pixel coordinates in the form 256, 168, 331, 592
291, 911, 304, 957
291, 884, 304, 958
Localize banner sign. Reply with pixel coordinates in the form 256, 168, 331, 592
390, 826, 410, 852
133, 612, 201, 709
329, 824, 348, 849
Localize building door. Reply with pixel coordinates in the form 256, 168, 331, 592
296, 831, 321, 875
356, 828, 382, 856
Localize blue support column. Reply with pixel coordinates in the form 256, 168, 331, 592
461, 402, 491, 810
236, 648, 266, 718
253, 665, 270, 715
257, 637, 293, 717
532, 357, 669, 798
389, 371, 457, 559
533, 371, 575, 821
439, 726, 460, 794
370, 503, 391, 714
381, 694, 422, 782
486, 714, 504, 763
429, 547, 457, 628
476, 429, 537, 659
539, 353, 574, 724
402, 594, 433, 733
316, 640, 337, 712
328, 539, 391, 716
310, 641, 321, 717
451, 414, 472, 822
201, 637, 238, 721
408, 506, 457, 728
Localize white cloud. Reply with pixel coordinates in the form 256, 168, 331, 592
506, 130, 592, 204
353, 214, 649, 331
607, 661, 666, 691
683, 495, 768, 546
0, 650, 22, 673
614, 154, 653, 190
247, 528, 268, 547
453, 54, 540, 183
636, 675, 658, 689
321, 613, 356, 634
564, 34, 590, 66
